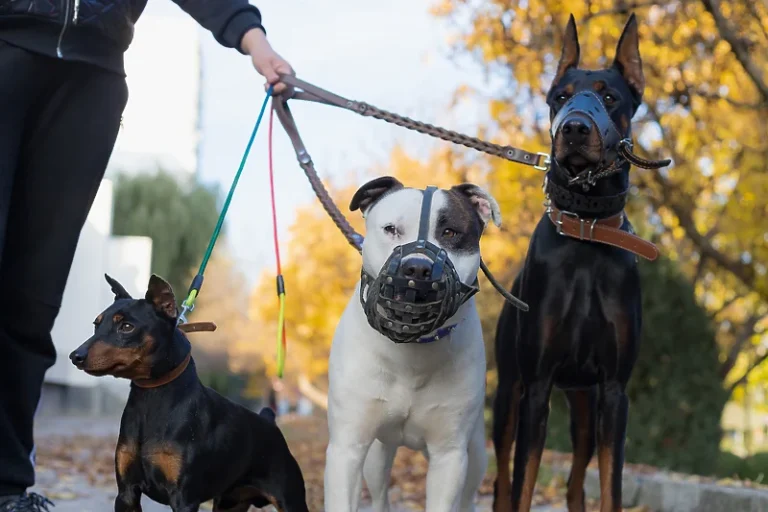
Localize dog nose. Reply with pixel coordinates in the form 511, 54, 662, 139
69, 349, 87, 366
402, 258, 432, 280
561, 118, 591, 143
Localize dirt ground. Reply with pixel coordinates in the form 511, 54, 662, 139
30, 413, 604, 511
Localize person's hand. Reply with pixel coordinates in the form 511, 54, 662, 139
240, 28, 294, 94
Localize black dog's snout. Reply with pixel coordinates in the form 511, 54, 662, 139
402, 258, 432, 280
561, 117, 592, 143
69, 348, 87, 366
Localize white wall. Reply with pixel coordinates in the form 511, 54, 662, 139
106, 1, 201, 179
45, 180, 153, 389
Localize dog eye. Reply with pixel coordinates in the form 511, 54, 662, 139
556, 94, 568, 103
118, 322, 135, 334
604, 93, 616, 105
383, 224, 398, 236
442, 228, 457, 238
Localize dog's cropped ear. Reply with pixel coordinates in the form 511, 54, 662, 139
451, 183, 502, 228
350, 176, 404, 215
552, 14, 580, 86
145, 274, 177, 320
613, 13, 645, 101
104, 274, 132, 301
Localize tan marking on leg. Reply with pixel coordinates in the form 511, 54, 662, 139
518, 448, 544, 512
566, 391, 594, 512
148, 444, 183, 485
495, 382, 521, 512
116, 440, 138, 479
598, 445, 618, 512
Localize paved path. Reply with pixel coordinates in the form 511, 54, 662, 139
31, 415, 565, 512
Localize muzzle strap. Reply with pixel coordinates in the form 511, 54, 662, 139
418, 186, 437, 240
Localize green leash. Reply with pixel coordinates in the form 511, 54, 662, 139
178, 86, 273, 325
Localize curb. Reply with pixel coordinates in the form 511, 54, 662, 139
552, 466, 768, 512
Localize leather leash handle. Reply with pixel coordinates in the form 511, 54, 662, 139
276, 74, 551, 170
272, 75, 529, 311
272, 96, 364, 253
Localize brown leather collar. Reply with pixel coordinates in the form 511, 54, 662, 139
178, 321, 217, 333
547, 206, 659, 261
133, 353, 191, 389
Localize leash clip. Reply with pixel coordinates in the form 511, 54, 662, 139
534, 152, 551, 171
177, 303, 193, 326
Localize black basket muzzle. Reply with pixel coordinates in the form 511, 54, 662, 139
359, 186, 479, 344
550, 90, 624, 169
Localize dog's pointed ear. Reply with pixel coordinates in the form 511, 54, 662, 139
145, 274, 177, 320
552, 14, 580, 86
613, 13, 645, 100
350, 176, 404, 215
451, 183, 502, 228
104, 274, 132, 301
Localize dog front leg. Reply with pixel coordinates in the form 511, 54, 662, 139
597, 381, 629, 512
424, 447, 469, 512
511, 379, 552, 512
325, 438, 373, 512
363, 439, 397, 512
169, 493, 200, 512
565, 388, 598, 512
114, 484, 142, 512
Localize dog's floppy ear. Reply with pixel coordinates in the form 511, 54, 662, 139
350, 176, 404, 215
612, 13, 645, 100
552, 14, 580, 86
145, 274, 177, 320
451, 183, 502, 228
104, 274, 132, 301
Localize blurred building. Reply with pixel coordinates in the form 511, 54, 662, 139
105, 1, 203, 181
40, 2, 203, 416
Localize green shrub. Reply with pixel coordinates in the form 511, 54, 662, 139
716, 451, 768, 482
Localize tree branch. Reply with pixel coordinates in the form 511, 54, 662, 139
700, 0, 768, 101
709, 293, 746, 320
582, 0, 661, 21
694, 254, 709, 287
720, 314, 763, 379
641, 103, 762, 300
728, 349, 768, 397
690, 87, 766, 109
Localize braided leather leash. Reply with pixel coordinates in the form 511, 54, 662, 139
272, 75, 534, 311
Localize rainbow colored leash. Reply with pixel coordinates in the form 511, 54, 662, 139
178, 85, 288, 378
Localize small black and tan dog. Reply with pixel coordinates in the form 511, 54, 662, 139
492, 13, 660, 512
70, 274, 308, 512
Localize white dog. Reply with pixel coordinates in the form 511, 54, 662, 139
324, 176, 502, 512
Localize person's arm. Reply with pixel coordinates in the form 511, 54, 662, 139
172, 0, 294, 92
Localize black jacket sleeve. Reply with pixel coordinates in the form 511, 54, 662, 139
171, 0, 265, 53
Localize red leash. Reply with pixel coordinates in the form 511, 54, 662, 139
268, 102, 287, 378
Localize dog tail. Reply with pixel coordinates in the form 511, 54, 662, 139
258, 406, 277, 423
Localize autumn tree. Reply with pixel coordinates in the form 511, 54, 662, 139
433, 0, 768, 404
112, 170, 221, 296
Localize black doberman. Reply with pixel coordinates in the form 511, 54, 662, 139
492, 13, 660, 512
69, 274, 309, 512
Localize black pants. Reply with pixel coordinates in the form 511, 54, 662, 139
0, 40, 128, 495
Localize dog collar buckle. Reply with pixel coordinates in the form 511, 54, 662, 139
553, 209, 578, 236
416, 323, 459, 344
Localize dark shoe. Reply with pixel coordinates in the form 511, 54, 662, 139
0, 493, 54, 511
